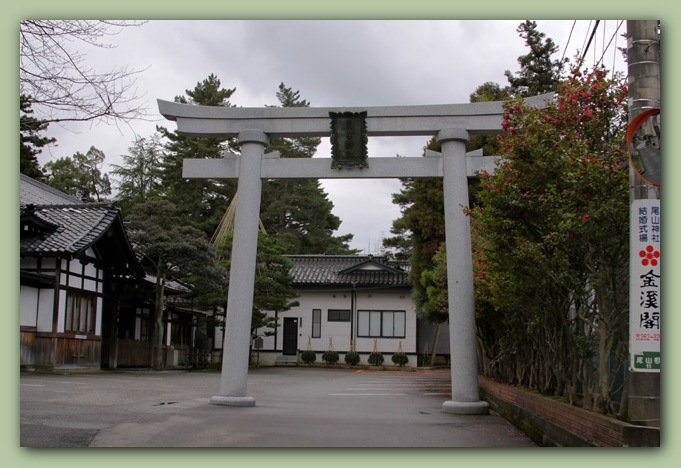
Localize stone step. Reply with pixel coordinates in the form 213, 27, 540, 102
275, 355, 299, 367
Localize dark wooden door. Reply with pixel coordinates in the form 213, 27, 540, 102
283, 318, 298, 355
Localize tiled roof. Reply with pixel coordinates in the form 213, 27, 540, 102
20, 203, 120, 257
286, 255, 411, 287
19, 174, 144, 277
19, 173, 84, 206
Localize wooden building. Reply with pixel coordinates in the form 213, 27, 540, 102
19, 174, 212, 370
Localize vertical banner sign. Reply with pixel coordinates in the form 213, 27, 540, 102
629, 199, 661, 372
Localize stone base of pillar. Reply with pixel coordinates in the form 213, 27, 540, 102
442, 400, 489, 415
210, 395, 256, 407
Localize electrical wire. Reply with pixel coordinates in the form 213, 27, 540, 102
581, 20, 601, 63
596, 20, 624, 70
560, 20, 577, 64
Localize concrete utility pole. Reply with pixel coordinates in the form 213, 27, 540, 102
626, 20, 660, 427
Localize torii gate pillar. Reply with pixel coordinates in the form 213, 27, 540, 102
439, 128, 489, 415
158, 93, 552, 412
210, 130, 268, 407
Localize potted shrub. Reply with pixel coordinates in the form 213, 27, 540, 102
391, 341, 409, 367
322, 338, 339, 365
345, 340, 360, 366
368, 339, 384, 366
301, 336, 316, 365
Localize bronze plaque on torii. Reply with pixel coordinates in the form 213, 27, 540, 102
330, 111, 368, 169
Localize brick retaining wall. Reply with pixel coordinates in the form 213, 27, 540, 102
479, 376, 660, 447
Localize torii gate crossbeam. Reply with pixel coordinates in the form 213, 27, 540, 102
158, 94, 552, 414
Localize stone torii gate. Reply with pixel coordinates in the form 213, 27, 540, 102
158, 94, 551, 415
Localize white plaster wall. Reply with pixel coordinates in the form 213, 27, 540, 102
60, 259, 68, 286
20, 286, 38, 328
258, 288, 417, 355
56, 291, 66, 333
36, 289, 54, 332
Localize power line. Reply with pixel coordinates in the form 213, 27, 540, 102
560, 20, 577, 64
580, 20, 601, 63
596, 20, 625, 70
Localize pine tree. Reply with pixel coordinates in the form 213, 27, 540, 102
467, 82, 511, 157
157, 74, 239, 235
43, 146, 112, 202
260, 83, 355, 254
110, 133, 164, 214
384, 139, 446, 318
126, 200, 226, 370
504, 20, 566, 97
385, 21, 564, 323
215, 231, 299, 337
20, 95, 54, 179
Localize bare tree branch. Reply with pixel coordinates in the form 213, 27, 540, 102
20, 20, 149, 125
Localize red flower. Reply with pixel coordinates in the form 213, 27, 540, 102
582, 214, 589, 222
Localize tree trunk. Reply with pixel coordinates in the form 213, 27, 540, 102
429, 322, 442, 366
152, 275, 166, 371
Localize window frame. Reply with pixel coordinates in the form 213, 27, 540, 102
327, 309, 351, 322
64, 291, 96, 334
356, 310, 406, 339
312, 309, 321, 338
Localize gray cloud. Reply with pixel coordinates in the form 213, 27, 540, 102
38, 20, 626, 253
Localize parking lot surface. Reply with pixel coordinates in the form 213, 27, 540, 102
20, 367, 535, 448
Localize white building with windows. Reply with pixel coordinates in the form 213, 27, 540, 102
253, 255, 448, 367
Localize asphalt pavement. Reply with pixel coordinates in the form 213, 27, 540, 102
20, 367, 535, 448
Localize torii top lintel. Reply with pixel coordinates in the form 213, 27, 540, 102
157, 93, 553, 139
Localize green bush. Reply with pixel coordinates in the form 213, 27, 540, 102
368, 352, 384, 366
391, 353, 409, 367
344, 351, 360, 366
301, 350, 316, 365
322, 350, 339, 365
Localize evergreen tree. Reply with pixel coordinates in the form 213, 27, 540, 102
504, 20, 567, 97
384, 138, 446, 318
110, 133, 164, 214
20, 95, 54, 179
381, 215, 411, 261
43, 146, 112, 202
385, 21, 564, 323
216, 231, 300, 337
126, 200, 226, 370
157, 74, 238, 235
260, 83, 355, 254
467, 82, 511, 156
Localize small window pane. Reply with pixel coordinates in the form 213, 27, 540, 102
328, 310, 351, 322
358, 311, 369, 337
312, 309, 321, 338
383, 312, 394, 337
369, 311, 381, 337
393, 311, 405, 338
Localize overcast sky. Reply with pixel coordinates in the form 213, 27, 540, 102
38, 20, 628, 253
